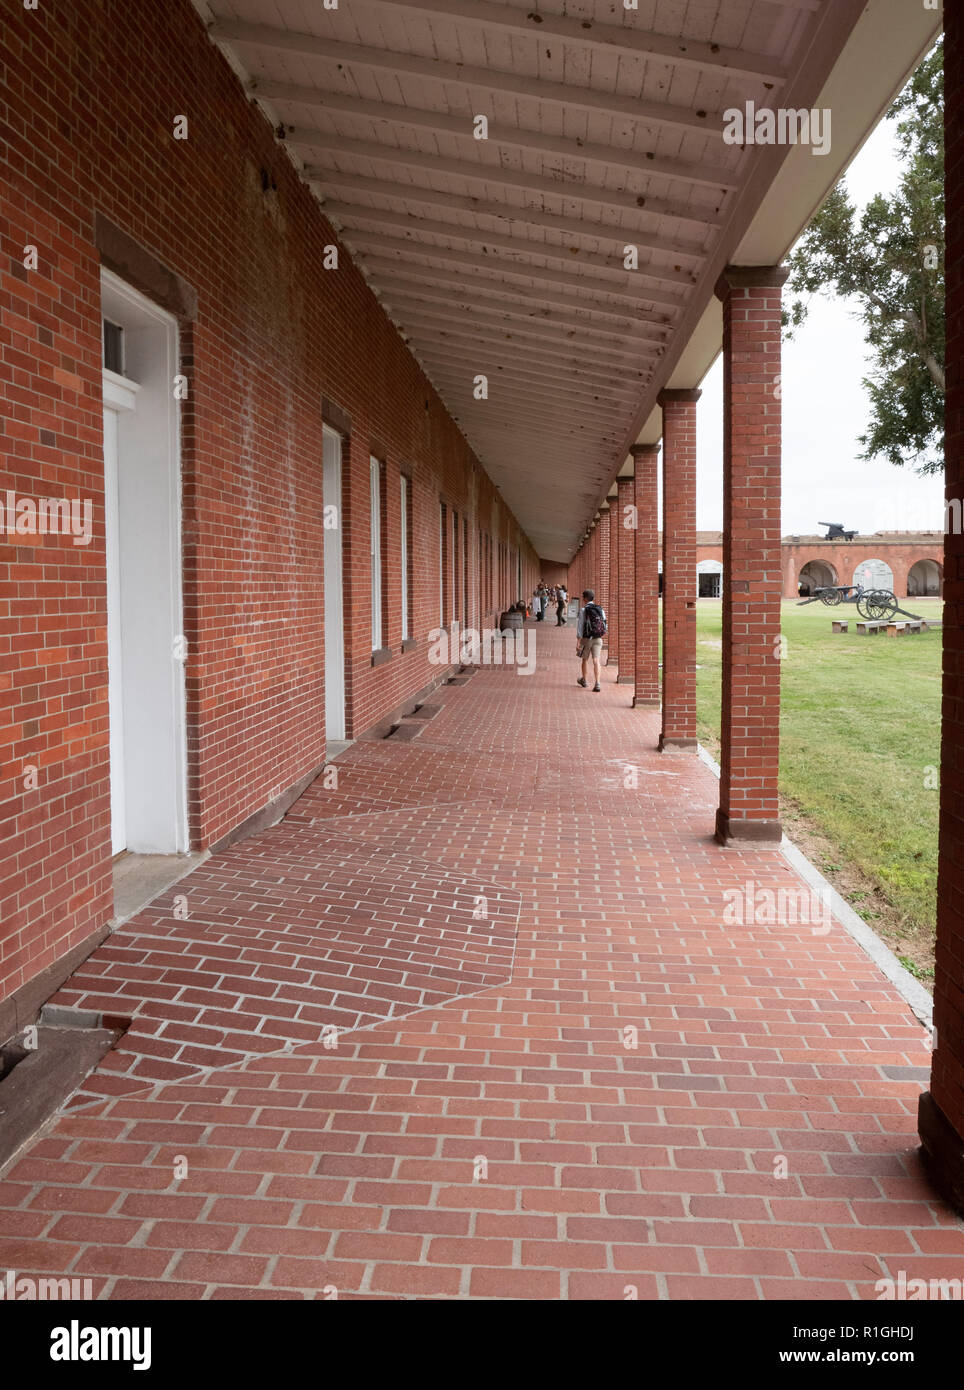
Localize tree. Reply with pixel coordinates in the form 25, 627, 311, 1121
784, 40, 944, 473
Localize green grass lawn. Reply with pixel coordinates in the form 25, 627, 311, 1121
694, 597, 943, 975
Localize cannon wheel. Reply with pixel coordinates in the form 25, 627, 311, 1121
859, 589, 898, 621
821, 587, 843, 607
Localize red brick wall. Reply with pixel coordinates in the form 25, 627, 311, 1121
780, 538, 945, 599
932, 1, 964, 1150
607, 506, 619, 665
539, 561, 568, 589
0, 0, 537, 1011
597, 513, 610, 643
616, 478, 635, 684
715, 271, 786, 840
659, 392, 700, 747
632, 446, 659, 705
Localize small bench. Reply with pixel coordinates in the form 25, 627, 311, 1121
921, 620, 943, 631
856, 621, 887, 635
831, 620, 848, 633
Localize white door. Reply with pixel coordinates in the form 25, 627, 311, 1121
323, 427, 346, 741
103, 404, 127, 854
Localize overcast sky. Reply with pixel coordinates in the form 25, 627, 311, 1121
695, 115, 945, 536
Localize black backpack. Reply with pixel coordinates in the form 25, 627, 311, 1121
584, 603, 606, 638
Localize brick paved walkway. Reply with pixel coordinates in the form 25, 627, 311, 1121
1, 621, 959, 1299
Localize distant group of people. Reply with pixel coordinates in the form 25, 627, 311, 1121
531, 582, 569, 626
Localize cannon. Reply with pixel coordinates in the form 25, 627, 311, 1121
819, 521, 858, 541
797, 584, 922, 621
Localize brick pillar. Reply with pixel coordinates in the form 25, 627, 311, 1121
658, 390, 700, 749
607, 504, 619, 665
714, 266, 788, 845
919, 1, 964, 1215
597, 505, 611, 643
630, 443, 660, 706
615, 476, 635, 684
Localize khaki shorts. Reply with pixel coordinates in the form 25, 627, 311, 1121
579, 637, 603, 660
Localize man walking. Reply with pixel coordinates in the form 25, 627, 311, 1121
556, 584, 568, 625
576, 588, 606, 692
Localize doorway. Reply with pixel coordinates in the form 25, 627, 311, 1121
101, 271, 188, 858
323, 426, 346, 741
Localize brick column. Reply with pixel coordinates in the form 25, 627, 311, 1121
615, 476, 635, 684
607, 504, 619, 665
919, 0, 964, 1215
597, 504, 611, 644
630, 444, 660, 706
714, 266, 788, 845
658, 390, 700, 749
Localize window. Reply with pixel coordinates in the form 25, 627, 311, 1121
370, 456, 383, 650
103, 319, 125, 374
400, 473, 411, 641
453, 509, 460, 627
463, 517, 469, 626
439, 501, 448, 626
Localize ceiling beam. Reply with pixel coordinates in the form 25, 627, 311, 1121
379, 286, 666, 355
426, 377, 629, 427
211, 21, 726, 139
404, 340, 646, 404
419, 382, 632, 432
323, 198, 705, 277
338, 229, 688, 311
381, 293, 661, 366
396, 316, 653, 382
293, 131, 724, 243
352, 0, 787, 87
358, 258, 670, 332
277, 87, 739, 194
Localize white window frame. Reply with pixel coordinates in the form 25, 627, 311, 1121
370, 456, 382, 651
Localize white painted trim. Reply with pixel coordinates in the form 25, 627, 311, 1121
100, 268, 189, 855
102, 368, 141, 412
696, 742, 932, 1029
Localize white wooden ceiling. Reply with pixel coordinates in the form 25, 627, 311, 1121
193, 0, 933, 560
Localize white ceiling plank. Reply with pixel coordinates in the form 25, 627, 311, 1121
379, 288, 666, 356
277, 89, 739, 193
350, 0, 788, 87
325, 197, 711, 269
296, 140, 720, 254
402, 338, 647, 401
380, 292, 663, 362
210, 20, 726, 138
357, 259, 669, 331
324, 199, 704, 277
341, 230, 689, 310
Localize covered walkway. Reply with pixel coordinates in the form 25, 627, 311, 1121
0, 621, 956, 1301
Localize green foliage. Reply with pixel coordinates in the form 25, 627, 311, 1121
785, 40, 944, 473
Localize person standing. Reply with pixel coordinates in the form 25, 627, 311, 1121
576, 589, 606, 691
556, 585, 568, 625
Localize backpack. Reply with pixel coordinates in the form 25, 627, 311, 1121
584, 603, 606, 638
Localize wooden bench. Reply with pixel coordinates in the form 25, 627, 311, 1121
856, 621, 887, 635
831, 619, 848, 633
886, 621, 924, 636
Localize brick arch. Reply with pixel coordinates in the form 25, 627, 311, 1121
907, 556, 944, 597
797, 557, 838, 595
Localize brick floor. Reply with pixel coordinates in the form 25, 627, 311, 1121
1, 621, 959, 1300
